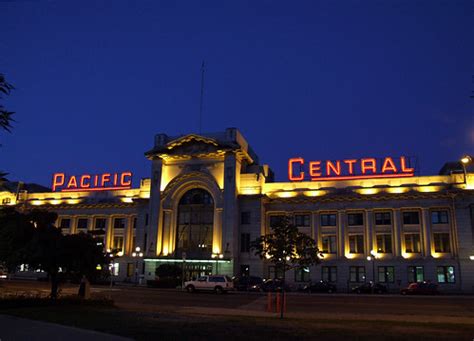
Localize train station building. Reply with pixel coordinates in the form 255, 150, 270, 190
1, 128, 474, 293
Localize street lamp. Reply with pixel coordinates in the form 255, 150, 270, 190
132, 246, 144, 285
211, 253, 223, 274
460, 155, 472, 184
367, 250, 378, 292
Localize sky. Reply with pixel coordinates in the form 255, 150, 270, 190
1, 0, 473, 187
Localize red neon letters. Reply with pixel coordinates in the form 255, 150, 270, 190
288, 157, 414, 182
52, 172, 133, 192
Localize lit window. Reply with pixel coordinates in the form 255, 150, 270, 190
349, 235, 364, 254
407, 266, 424, 283
113, 236, 124, 251
378, 266, 394, 283
437, 266, 455, 283
433, 233, 450, 253
431, 210, 449, 224
322, 235, 337, 254
376, 234, 392, 253
404, 234, 421, 253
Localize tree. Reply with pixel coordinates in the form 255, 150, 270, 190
252, 215, 322, 318
0, 73, 15, 180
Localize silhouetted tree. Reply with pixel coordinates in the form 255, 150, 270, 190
0, 73, 15, 180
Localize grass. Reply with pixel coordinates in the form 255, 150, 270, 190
1, 304, 472, 340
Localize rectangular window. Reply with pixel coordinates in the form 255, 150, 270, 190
95, 218, 106, 230
437, 266, 455, 283
322, 266, 337, 282
268, 266, 284, 279
77, 218, 88, 230
59, 218, 71, 229
322, 235, 337, 254
403, 211, 420, 225
320, 214, 336, 226
431, 210, 449, 224
113, 218, 126, 229
295, 214, 310, 227
240, 233, 251, 253
375, 212, 391, 225
376, 234, 392, 253
295, 267, 310, 282
113, 236, 124, 251
241, 211, 251, 225
404, 234, 421, 253
407, 266, 424, 283
269, 215, 284, 228
349, 266, 366, 282
349, 235, 365, 254
433, 233, 451, 253
348, 213, 364, 226
378, 266, 395, 283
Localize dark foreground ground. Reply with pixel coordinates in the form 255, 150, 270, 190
1, 280, 473, 340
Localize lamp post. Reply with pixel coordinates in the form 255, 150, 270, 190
211, 253, 223, 274
460, 155, 472, 184
132, 246, 144, 285
367, 250, 378, 293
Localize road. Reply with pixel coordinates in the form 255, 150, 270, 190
2, 279, 473, 322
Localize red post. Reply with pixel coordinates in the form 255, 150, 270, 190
266, 292, 272, 312
283, 291, 287, 313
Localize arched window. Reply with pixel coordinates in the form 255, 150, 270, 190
176, 188, 214, 258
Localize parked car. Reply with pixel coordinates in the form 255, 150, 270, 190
401, 282, 439, 295
185, 275, 234, 294
260, 278, 292, 292
301, 281, 337, 293
233, 276, 264, 291
352, 282, 387, 294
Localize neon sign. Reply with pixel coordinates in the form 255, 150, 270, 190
52, 172, 133, 192
288, 157, 414, 181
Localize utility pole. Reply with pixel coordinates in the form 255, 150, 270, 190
199, 60, 205, 134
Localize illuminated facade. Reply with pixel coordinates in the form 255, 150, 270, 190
1, 128, 474, 293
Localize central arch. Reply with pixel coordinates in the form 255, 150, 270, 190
175, 188, 214, 258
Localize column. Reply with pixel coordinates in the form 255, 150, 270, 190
393, 209, 402, 257
365, 210, 373, 256
213, 208, 223, 254
106, 216, 114, 250
70, 216, 77, 235
312, 212, 319, 245
147, 158, 163, 257
87, 216, 94, 232
421, 208, 431, 257
338, 211, 346, 258
125, 215, 134, 255
162, 210, 172, 256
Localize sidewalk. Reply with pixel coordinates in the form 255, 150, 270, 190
0, 314, 132, 341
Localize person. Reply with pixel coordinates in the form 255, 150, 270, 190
78, 275, 90, 299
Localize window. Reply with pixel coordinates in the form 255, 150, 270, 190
437, 266, 455, 283
431, 210, 449, 224
113, 236, 124, 251
376, 234, 392, 253
241, 211, 251, 225
404, 234, 421, 253
348, 213, 364, 226
240, 265, 250, 276
95, 218, 106, 230
433, 233, 451, 253
378, 266, 395, 283
113, 218, 126, 229
349, 235, 364, 254
407, 266, 424, 283
403, 211, 420, 225
2, 198, 11, 204
322, 266, 337, 282
295, 267, 310, 282
375, 212, 391, 225
77, 218, 88, 230
349, 266, 366, 282
322, 235, 337, 254
295, 214, 310, 227
240, 233, 251, 253
320, 214, 336, 226
268, 266, 284, 279
59, 218, 71, 229
127, 263, 134, 277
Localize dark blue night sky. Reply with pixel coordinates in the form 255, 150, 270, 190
1, 1, 473, 187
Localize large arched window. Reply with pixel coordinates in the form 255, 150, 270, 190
175, 188, 214, 258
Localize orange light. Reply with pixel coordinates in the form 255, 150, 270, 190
66, 176, 78, 189
381, 157, 397, 173
309, 161, 322, 178
120, 172, 132, 186
80, 175, 91, 188
400, 156, 414, 173
101, 173, 111, 187
288, 158, 305, 181
311, 173, 414, 181
326, 160, 341, 176
52, 173, 65, 191
361, 158, 377, 174
343, 159, 357, 174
